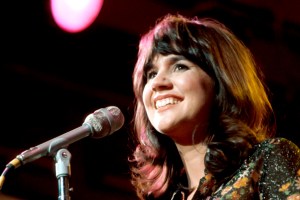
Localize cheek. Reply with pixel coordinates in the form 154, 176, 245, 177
177, 77, 202, 94
142, 84, 152, 109
183, 75, 215, 105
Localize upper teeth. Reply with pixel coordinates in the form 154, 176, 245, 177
155, 97, 180, 109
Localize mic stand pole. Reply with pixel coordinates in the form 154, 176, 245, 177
55, 148, 72, 200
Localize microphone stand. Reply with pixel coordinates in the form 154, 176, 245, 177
55, 148, 72, 200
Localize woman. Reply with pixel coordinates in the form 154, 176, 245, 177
129, 14, 300, 199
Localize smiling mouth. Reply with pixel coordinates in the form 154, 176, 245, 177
155, 97, 181, 109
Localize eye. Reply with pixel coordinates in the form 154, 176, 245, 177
146, 70, 157, 80
174, 63, 189, 72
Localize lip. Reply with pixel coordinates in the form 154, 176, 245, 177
153, 94, 183, 109
153, 94, 183, 101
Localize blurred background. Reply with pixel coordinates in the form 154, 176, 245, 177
1, 0, 300, 199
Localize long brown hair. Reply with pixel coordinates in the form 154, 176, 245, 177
129, 14, 276, 199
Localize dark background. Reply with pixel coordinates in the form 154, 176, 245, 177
1, 0, 300, 199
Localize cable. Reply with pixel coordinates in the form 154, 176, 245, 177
0, 158, 21, 190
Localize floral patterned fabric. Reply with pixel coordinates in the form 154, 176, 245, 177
172, 137, 300, 200
208, 137, 300, 199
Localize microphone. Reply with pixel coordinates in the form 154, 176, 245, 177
0, 106, 124, 190
8, 106, 124, 167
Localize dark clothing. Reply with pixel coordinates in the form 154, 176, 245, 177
171, 138, 300, 199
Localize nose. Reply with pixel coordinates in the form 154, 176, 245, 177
151, 72, 172, 91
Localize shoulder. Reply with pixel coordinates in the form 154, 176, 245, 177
211, 138, 300, 199
253, 138, 300, 199
255, 137, 300, 155
252, 137, 300, 170
248, 137, 300, 173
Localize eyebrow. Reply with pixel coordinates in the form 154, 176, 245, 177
144, 54, 187, 73
166, 55, 186, 64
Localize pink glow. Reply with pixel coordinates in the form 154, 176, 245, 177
51, 0, 103, 33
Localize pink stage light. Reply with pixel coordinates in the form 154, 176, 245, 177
50, 0, 104, 33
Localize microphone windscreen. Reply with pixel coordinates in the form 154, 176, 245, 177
83, 106, 125, 138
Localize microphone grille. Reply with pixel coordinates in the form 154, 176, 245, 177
84, 106, 125, 138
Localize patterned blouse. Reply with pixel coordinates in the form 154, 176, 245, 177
168, 138, 300, 200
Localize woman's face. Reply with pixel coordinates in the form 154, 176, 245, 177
142, 54, 215, 144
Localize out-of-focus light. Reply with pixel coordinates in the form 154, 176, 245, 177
50, 0, 104, 33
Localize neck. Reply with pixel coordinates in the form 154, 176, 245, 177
175, 142, 207, 189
